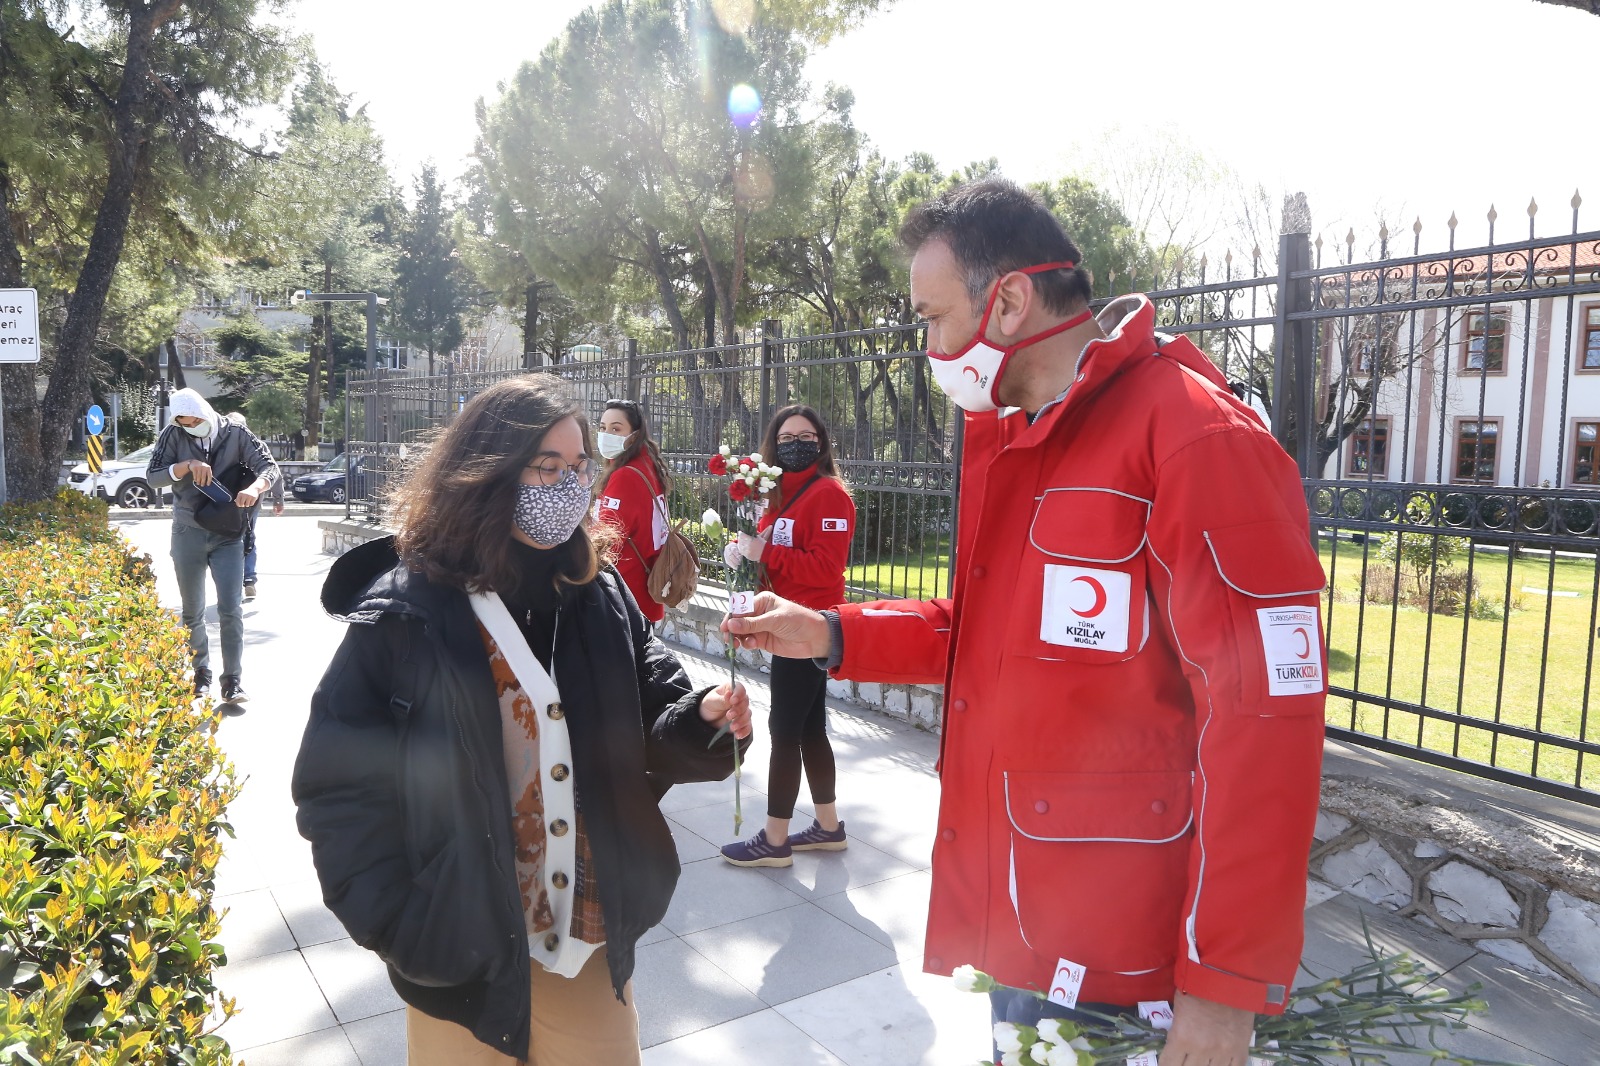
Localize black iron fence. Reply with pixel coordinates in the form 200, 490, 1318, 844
347, 320, 956, 603
1140, 200, 1600, 806
345, 199, 1600, 805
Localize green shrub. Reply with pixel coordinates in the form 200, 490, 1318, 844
0, 492, 240, 1066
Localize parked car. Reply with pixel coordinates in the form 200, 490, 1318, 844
66, 443, 165, 508
292, 453, 366, 504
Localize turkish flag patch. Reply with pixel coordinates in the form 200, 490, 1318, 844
821, 517, 849, 531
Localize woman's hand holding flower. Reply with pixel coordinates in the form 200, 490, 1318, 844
699, 681, 752, 739
737, 531, 766, 562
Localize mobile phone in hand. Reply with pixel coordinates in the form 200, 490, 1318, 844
196, 480, 233, 505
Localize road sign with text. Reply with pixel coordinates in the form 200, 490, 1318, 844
0, 289, 41, 364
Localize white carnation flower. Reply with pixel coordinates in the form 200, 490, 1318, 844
1034, 1018, 1064, 1045
993, 1023, 1024, 1055
719, 444, 732, 456
952, 965, 980, 992
701, 508, 722, 528
749, 452, 763, 464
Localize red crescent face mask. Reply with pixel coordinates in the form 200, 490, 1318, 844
925, 261, 1091, 412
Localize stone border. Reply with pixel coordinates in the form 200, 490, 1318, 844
317, 522, 1600, 994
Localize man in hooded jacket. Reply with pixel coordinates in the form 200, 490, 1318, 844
148, 388, 279, 705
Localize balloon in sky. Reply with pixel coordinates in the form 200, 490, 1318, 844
727, 84, 761, 128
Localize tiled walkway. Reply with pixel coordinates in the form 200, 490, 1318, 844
118, 516, 1600, 1065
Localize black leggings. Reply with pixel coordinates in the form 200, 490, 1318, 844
765, 653, 836, 820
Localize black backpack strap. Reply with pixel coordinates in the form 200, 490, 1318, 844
772, 474, 823, 523
388, 616, 417, 720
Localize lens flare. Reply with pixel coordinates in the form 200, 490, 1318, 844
727, 83, 761, 129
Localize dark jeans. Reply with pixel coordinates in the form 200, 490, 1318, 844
170, 522, 244, 679
989, 988, 1133, 1059
243, 506, 259, 583
765, 654, 836, 820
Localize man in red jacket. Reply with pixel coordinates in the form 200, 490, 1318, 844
723, 178, 1326, 1066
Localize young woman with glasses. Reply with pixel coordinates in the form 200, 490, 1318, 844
293, 376, 752, 1066
719, 404, 857, 869
592, 399, 673, 624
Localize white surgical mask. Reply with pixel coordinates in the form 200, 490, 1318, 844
927, 261, 1089, 413
596, 431, 628, 460
182, 421, 212, 438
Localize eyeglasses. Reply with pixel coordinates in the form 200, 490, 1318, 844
776, 432, 820, 444
527, 456, 599, 488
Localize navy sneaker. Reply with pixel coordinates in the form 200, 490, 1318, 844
720, 829, 793, 868
787, 819, 847, 852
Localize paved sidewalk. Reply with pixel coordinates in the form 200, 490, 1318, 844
115, 516, 1600, 1066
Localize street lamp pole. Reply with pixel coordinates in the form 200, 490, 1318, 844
292, 290, 389, 442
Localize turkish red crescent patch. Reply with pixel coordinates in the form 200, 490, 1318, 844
1256, 606, 1323, 695
1040, 564, 1131, 653
600, 495, 622, 510
821, 518, 848, 531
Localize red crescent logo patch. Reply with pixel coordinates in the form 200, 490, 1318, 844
1293, 627, 1312, 659
1070, 575, 1108, 618
962, 365, 980, 383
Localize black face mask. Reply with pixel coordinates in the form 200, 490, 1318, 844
775, 440, 822, 473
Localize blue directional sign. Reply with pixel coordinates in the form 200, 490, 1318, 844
85, 404, 105, 436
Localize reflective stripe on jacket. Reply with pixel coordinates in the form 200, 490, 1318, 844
832, 295, 1326, 1014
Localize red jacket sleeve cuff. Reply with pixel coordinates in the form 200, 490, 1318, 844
1173, 955, 1292, 1015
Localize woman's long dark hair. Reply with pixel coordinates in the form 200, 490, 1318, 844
596, 399, 673, 499
758, 403, 847, 516
391, 375, 612, 595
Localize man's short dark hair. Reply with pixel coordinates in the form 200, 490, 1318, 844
899, 177, 1091, 315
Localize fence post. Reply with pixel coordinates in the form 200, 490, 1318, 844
1272, 230, 1315, 476
343, 371, 352, 523
759, 318, 780, 430
625, 338, 640, 401
445, 362, 455, 424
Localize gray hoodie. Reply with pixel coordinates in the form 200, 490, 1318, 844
148, 404, 280, 531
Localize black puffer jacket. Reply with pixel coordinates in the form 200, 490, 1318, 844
291, 536, 746, 1057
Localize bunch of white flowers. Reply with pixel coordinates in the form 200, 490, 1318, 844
988, 1020, 1095, 1066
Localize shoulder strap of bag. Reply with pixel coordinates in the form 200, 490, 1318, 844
465, 590, 588, 980
388, 616, 417, 720
620, 464, 669, 565
772, 474, 823, 524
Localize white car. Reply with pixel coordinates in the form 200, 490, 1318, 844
66, 443, 165, 508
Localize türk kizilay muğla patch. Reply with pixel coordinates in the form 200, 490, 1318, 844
1039, 564, 1131, 653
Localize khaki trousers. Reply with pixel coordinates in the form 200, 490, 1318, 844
405, 948, 641, 1066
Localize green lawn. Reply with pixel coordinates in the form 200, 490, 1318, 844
841, 534, 1598, 793
847, 537, 951, 602
1319, 538, 1600, 791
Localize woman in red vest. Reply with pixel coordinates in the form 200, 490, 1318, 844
721, 404, 857, 868
593, 400, 672, 624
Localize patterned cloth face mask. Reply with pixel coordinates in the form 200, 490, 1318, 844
514, 470, 592, 546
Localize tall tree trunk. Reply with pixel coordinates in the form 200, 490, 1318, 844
24, 5, 172, 500
164, 338, 188, 392
0, 160, 48, 497
523, 281, 539, 369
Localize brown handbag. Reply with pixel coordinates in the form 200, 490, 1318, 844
621, 467, 701, 608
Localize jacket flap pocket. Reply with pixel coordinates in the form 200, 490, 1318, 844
1004, 770, 1192, 843
1030, 488, 1151, 564
1203, 520, 1326, 598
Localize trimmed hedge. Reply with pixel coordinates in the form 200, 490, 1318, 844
0, 492, 239, 1065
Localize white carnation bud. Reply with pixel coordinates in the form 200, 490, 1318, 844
993, 1023, 1024, 1055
